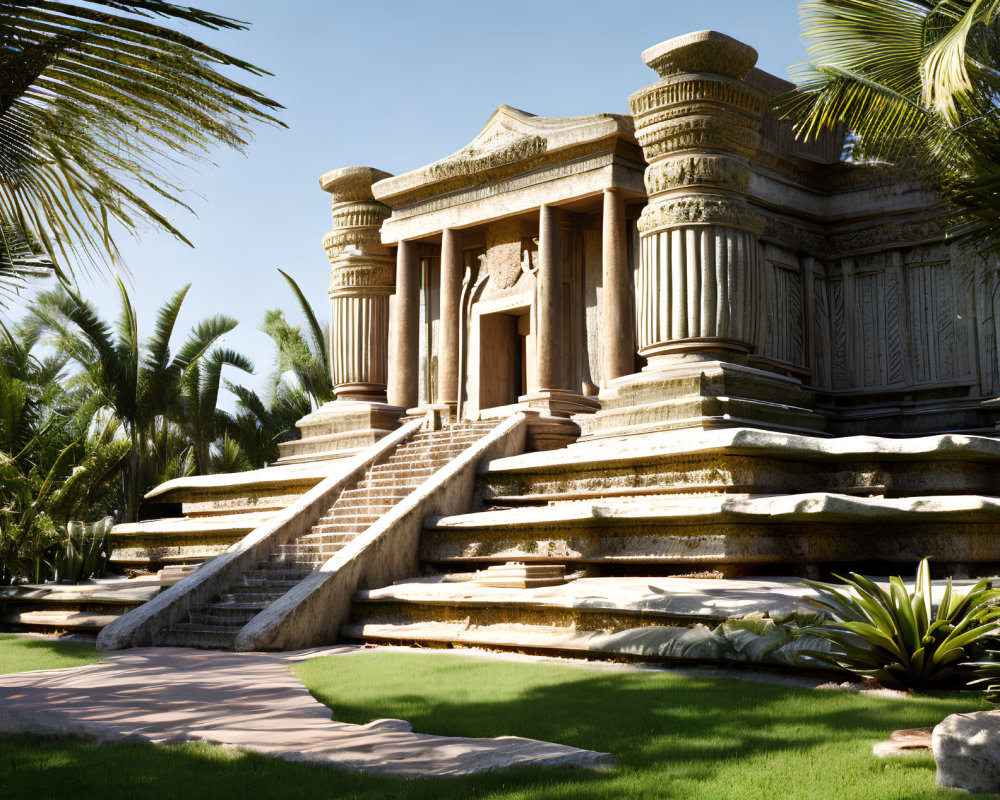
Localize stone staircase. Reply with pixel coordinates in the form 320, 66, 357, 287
154, 420, 498, 650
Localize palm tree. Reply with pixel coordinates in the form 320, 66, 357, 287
179, 347, 253, 475
0, 330, 128, 583
0, 1, 281, 305
30, 280, 240, 520
223, 380, 311, 468
261, 269, 334, 408
781, 0, 1000, 252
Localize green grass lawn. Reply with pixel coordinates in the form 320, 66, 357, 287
0, 638, 991, 799
0, 633, 103, 674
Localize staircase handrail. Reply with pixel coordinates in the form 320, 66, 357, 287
97, 419, 425, 651
234, 413, 528, 651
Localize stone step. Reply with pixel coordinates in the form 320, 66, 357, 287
307, 524, 366, 537
350, 595, 725, 632
355, 476, 430, 491
276, 541, 350, 554
420, 493, 1000, 574
338, 487, 411, 502
241, 567, 312, 582
342, 576, 836, 672
219, 590, 287, 605
318, 514, 382, 530
188, 603, 266, 626
367, 464, 437, 478
229, 575, 305, 592
156, 623, 241, 650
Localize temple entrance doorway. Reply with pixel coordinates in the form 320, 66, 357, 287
479, 309, 529, 410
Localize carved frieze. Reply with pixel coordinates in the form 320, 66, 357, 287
426, 131, 546, 184
636, 116, 761, 161
761, 211, 949, 257
645, 155, 751, 195
328, 262, 395, 294
638, 197, 766, 236
629, 77, 764, 118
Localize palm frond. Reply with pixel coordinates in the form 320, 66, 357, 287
0, 1, 283, 303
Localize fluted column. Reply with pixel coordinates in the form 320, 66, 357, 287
629, 31, 767, 364
389, 239, 420, 409
602, 188, 633, 384
438, 228, 462, 405
536, 204, 563, 391
321, 166, 394, 401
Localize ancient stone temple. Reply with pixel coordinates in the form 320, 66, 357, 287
97, 31, 1000, 659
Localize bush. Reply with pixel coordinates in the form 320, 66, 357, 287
801, 559, 1000, 690
53, 516, 113, 583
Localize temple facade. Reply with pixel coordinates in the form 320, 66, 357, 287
277, 30, 1000, 467
97, 31, 1000, 656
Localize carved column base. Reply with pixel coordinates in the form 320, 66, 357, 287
274, 400, 405, 465
576, 358, 825, 442
518, 389, 602, 418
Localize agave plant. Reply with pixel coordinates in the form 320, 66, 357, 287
53, 516, 114, 584
801, 559, 1000, 690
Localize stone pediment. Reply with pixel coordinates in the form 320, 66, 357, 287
372, 105, 636, 207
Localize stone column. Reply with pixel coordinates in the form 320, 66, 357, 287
321, 167, 394, 401
602, 188, 633, 384
438, 228, 462, 405
536, 203, 563, 391
577, 31, 825, 441
628, 31, 766, 365
274, 166, 407, 465
389, 238, 420, 410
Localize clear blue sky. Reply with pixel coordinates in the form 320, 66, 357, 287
44, 0, 809, 407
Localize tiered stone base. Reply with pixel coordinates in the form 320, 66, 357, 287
422, 427, 1000, 577
110, 460, 339, 570
578, 357, 824, 441
275, 401, 404, 464
343, 575, 838, 671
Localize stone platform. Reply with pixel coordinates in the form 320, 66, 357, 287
111, 459, 350, 570
344, 573, 982, 669
0, 575, 167, 633
443, 428, 1000, 576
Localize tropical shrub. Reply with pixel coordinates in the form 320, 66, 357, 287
802, 559, 1000, 690
53, 517, 114, 584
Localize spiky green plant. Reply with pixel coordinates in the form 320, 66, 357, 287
53, 516, 113, 584
260, 269, 334, 409
802, 559, 1000, 690
29, 281, 241, 519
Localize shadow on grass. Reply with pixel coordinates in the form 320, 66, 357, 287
294, 650, 991, 800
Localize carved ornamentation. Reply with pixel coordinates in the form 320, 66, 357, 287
319, 166, 396, 400
645, 156, 751, 195
629, 32, 767, 363
328, 263, 395, 294
484, 219, 527, 289
638, 197, 766, 236
762, 212, 949, 257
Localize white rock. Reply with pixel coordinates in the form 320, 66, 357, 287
933, 711, 1000, 793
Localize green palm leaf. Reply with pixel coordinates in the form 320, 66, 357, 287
0, 1, 282, 305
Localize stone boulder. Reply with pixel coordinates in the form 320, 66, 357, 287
933, 710, 1000, 793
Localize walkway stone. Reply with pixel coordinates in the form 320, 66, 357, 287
0, 646, 613, 776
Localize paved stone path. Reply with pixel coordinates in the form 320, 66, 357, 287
0, 646, 613, 776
